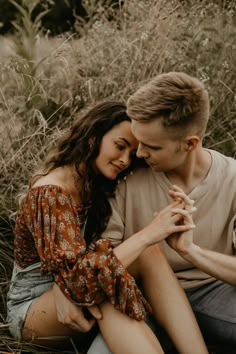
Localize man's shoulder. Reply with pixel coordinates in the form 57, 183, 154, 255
210, 150, 236, 190
210, 149, 236, 170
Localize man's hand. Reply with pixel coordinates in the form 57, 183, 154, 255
53, 283, 102, 332
166, 214, 195, 255
167, 185, 196, 255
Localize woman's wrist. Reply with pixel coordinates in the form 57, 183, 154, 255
135, 228, 155, 249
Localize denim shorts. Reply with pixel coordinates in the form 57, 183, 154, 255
7, 262, 54, 341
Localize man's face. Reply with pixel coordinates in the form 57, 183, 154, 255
131, 119, 187, 172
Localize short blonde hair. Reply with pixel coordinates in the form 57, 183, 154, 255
127, 72, 209, 138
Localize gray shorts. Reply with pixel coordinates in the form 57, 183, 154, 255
7, 262, 54, 340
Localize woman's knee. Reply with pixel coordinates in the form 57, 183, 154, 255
127, 245, 166, 279
138, 245, 167, 273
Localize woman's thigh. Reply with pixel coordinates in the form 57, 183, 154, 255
7, 264, 78, 342
7, 264, 55, 340
97, 302, 164, 354
23, 287, 78, 340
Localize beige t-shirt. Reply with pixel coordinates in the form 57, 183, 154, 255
102, 149, 236, 289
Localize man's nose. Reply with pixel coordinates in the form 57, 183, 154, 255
136, 144, 148, 158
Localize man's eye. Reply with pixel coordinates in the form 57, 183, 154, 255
151, 146, 161, 151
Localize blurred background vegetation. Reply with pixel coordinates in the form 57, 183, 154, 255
0, 0, 235, 352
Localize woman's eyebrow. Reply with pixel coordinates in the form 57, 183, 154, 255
117, 137, 131, 146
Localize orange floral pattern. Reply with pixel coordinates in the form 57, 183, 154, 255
14, 185, 151, 320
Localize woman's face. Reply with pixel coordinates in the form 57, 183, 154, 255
95, 121, 138, 180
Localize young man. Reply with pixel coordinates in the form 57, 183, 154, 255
88, 72, 236, 353
53, 72, 235, 353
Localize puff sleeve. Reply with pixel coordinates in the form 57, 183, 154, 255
22, 185, 151, 320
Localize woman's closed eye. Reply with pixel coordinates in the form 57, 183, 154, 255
115, 142, 126, 151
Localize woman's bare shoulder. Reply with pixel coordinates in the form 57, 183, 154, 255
32, 167, 67, 188
32, 174, 61, 188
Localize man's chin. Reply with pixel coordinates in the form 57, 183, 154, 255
147, 163, 157, 170
149, 164, 162, 172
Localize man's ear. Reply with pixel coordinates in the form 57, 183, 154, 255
184, 136, 200, 151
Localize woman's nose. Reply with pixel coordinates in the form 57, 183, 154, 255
119, 151, 130, 166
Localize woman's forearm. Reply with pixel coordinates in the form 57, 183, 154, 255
113, 229, 149, 268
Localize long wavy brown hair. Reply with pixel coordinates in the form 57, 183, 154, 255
31, 101, 137, 244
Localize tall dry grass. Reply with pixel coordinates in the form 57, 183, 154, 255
0, 0, 235, 352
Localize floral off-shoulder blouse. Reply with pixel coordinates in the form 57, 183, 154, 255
14, 185, 151, 320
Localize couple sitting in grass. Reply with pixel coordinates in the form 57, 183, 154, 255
7, 72, 236, 354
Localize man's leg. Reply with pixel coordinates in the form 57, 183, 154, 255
186, 280, 236, 345
145, 280, 236, 349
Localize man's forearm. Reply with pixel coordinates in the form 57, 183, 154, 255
180, 244, 236, 285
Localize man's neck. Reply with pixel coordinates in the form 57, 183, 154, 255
164, 148, 212, 194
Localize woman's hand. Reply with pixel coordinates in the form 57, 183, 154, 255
142, 200, 196, 247
53, 283, 102, 332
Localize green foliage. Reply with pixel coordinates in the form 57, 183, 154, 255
9, 0, 50, 111
166, 0, 236, 156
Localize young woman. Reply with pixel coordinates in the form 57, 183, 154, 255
7, 102, 208, 354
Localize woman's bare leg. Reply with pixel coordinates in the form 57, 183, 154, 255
22, 246, 208, 353
23, 287, 163, 354
98, 302, 164, 354
135, 245, 208, 354
22, 288, 79, 340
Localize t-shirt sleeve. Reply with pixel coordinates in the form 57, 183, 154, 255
23, 185, 151, 320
